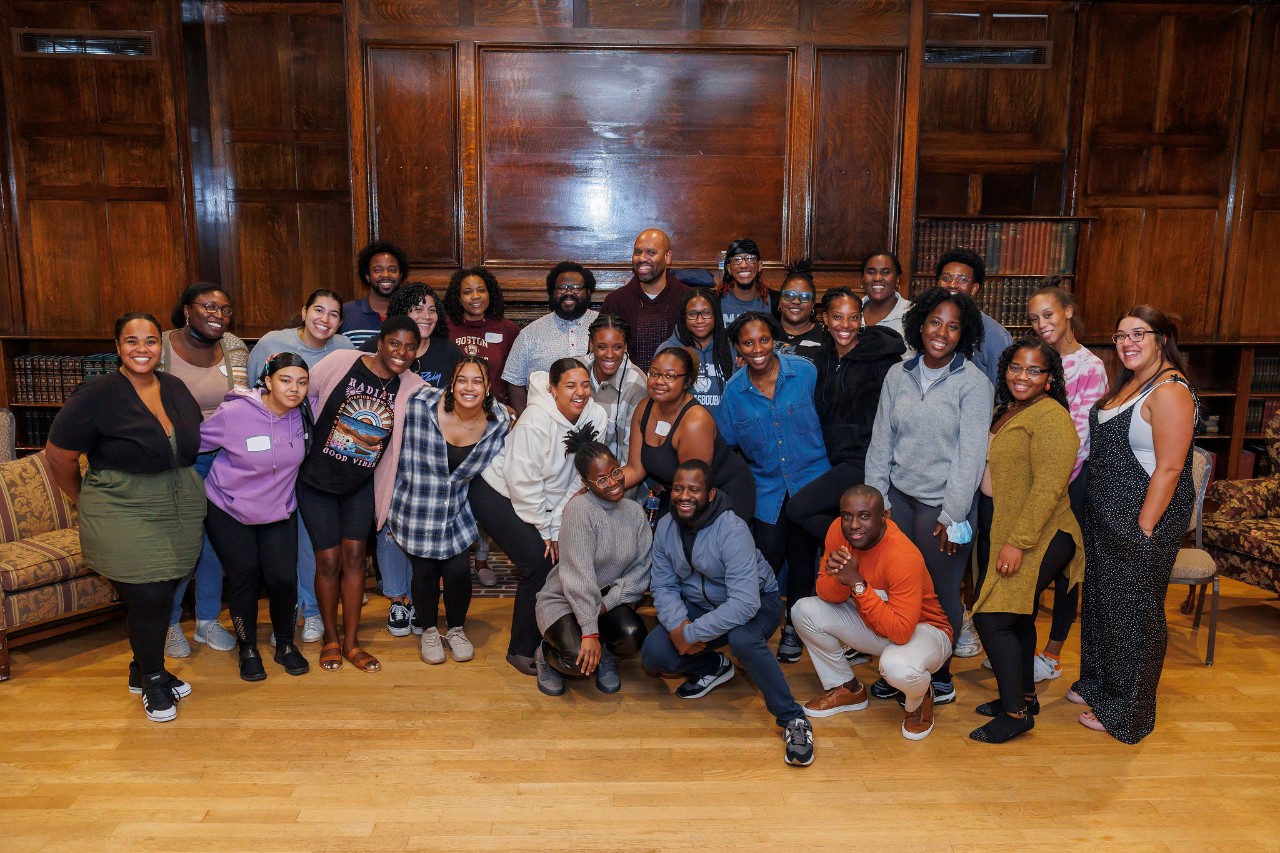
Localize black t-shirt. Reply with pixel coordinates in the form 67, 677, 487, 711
360, 336, 461, 388
775, 326, 825, 363
48, 371, 202, 472
298, 358, 400, 494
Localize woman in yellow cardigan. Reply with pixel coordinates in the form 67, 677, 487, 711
971, 339, 1085, 743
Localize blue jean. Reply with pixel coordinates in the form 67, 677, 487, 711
296, 517, 319, 619
170, 452, 225, 625
640, 592, 803, 727
376, 525, 411, 600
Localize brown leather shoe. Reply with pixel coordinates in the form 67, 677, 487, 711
902, 686, 935, 740
803, 679, 869, 717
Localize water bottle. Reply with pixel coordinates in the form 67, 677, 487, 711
645, 489, 661, 530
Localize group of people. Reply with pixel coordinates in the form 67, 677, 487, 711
45, 227, 1197, 768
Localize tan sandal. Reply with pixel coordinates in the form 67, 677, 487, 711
345, 645, 381, 673
319, 642, 343, 672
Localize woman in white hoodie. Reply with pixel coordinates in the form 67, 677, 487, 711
470, 357, 609, 676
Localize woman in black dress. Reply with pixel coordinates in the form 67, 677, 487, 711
1069, 305, 1196, 744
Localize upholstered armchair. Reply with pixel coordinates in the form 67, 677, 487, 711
1202, 410, 1280, 595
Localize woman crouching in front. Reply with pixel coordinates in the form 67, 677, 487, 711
534, 442, 652, 696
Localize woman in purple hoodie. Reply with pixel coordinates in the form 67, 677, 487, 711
200, 353, 313, 682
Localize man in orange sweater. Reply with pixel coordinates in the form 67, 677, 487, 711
791, 485, 954, 740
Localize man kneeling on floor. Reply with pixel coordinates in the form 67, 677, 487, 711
641, 460, 815, 767
792, 485, 953, 740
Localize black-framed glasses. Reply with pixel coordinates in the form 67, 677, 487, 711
1111, 328, 1159, 344
554, 283, 587, 294
591, 466, 625, 489
727, 254, 759, 267
1006, 364, 1048, 378
647, 370, 687, 382
685, 310, 715, 321
197, 302, 233, 317
780, 289, 815, 303
938, 273, 972, 286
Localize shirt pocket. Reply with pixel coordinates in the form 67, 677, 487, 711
731, 415, 768, 457
786, 400, 822, 436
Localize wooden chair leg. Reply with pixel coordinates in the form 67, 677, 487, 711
1206, 575, 1219, 666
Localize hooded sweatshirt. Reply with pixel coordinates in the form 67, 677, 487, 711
480, 369, 608, 541
650, 491, 778, 645
657, 332, 734, 414
812, 325, 908, 468
200, 388, 309, 525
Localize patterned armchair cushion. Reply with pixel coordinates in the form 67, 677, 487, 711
1202, 516, 1280, 594
0, 452, 77, 542
1205, 476, 1280, 522
0, 527, 85, 593
1203, 543, 1280, 595
1, 572, 116, 631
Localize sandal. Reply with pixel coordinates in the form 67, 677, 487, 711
345, 645, 381, 673
1065, 688, 1088, 706
1079, 711, 1106, 732
320, 642, 343, 671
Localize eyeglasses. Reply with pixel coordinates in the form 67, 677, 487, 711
685, 310, 715, 321
197, 302, 233, 317
554, 283, 587, 294
1006, 364, 1048, 378
780, 289, 815, 303
591, 466, 625, 489
938, 273, 972, 286
727, 254, 759, 267
1111, 328, 1159, 344
647, 370, 687, 383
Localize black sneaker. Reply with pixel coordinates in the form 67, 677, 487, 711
869, 677, 903, 701
387, 601, 411, 637
783, 718, 815, 767
897, 676, 956, 707
140, 672, 177, 723
128, 661, 191, 700
238, 646, 267, 682
273, 643, 310, 676
776, 626, 803, 663
676, 654, 735, 699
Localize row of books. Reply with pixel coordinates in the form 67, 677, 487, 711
1250, 356, 1280, 392
1244, 397, 1280, 434
914, 219, 1080, 277
1239, 444, 1274, 479
909, 276, 1059, 328
10, 354, 117, 403
18, 410, 56, 448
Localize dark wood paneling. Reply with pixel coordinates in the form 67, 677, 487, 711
701, 0, 800, 30
366, 46, 458, 266
585, 0, 687, 30
474, 0, 573, 29
810, 50, 904, 264
479, 48, 791, 266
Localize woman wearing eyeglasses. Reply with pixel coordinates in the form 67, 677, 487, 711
773, 259, 824, 362
860, 251, 911, 338
658, 289, 736, 416
969, 340, 1083, 743
1069, 306, 1196, 744
534, 442, 652, 696
619, 347, 755, 522
159, 283, 250, 659
717, 237, 773, 326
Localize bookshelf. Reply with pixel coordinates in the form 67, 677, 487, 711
909, 216, 1091, 334
0, 337, 118, 453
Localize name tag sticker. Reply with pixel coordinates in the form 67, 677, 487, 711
655, 420, 672, 437
801, 340, 821, 347
246, 435, 272, 452
484, 332, 504, 343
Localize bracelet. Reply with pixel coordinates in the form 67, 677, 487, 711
581, 633, 599, 640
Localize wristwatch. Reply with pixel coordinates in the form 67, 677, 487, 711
852, 581, 868, 597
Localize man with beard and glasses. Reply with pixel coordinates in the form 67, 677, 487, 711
502, 261, 599, 413
601, 229, 689, 372
640, 460, 815, 767
342, 241, 409, 349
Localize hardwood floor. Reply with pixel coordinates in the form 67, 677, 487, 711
3, 579, 1278, 852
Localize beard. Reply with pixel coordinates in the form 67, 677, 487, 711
552, 295, 590, 321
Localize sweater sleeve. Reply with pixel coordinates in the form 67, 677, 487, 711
939, 371, 995, 526
1003, 408, 1079, 551
553, 497, 606, 636
649, 522, 690, 631
602, 508, 653, 611
863, 372, 899, 510
815, 520, 853, 603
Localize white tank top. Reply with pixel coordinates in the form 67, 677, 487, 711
1097, 385, 1161, 476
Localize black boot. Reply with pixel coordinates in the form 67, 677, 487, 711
239, 645, 267, 682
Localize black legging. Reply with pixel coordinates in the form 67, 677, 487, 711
204, 502, 299, 647
113, 577, 182, 676
973, 529, 1077, 714
468, 476, 554, 659
1043, 464, 1088, 643
542, 604, 647, 678
752, 493, 820, 625
410, 551, 472, 630
785, 460, 865, 541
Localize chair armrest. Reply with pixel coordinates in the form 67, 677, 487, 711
1205, 476, 1280, 522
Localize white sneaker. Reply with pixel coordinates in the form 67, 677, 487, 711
419, 628, 446, 665
1033, 653, 1063, 682
164, 623, 192, 659
443, 627, 474, 662
953, 612, 982, 658
981, 656, 993, 670
301, 615, 323, 643
194, 619, 236, 652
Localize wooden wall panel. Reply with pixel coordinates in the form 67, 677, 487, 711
25, 201, 101, 335
479, 48, 790, 266
810, 50, 904, 264
365, 46, 458, 267
204, 2, 352, 336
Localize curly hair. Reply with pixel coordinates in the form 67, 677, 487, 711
902, 286, 984, 360
718, 237, 768, 302
992, 338, 1069, 425
935, 247, 986, 287
357, 241, 409, 287
572, 440, 617, 480
443, 355, 497, 420
386, 282, 447, 339
443, 267, 505, 323
670, 289, 734, 380
545, 261, 597, 301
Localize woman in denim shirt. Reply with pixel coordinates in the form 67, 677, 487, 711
715, 311, 831, 664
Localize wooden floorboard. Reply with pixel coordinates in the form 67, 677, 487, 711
2, 578, 1278, 852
